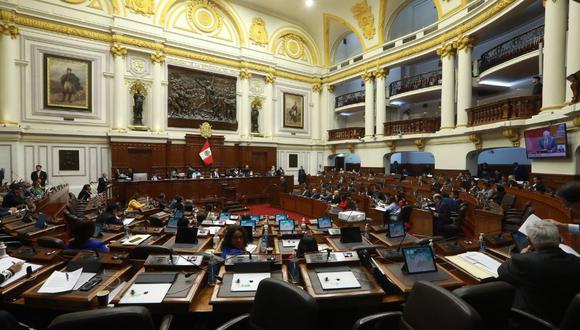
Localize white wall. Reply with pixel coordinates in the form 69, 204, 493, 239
388, 0, 438, 40
333, 32, 363, 64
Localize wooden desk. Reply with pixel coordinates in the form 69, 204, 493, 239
279, 194, 328, 218
371, 232, 419, 248
377, 261, 464, 293
0, 262, 61, 302
410, 208, 433, 236
109, 234, 168, 252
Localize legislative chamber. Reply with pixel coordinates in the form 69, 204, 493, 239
1, 0, 580, 329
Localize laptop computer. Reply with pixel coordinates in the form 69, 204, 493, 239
511, 231, 529, 253
240, 219, 256, 230
401, 246, 437, 274
317, 217, 340, 235
278, 219, 295, 234
250, 215, 260, 223
173, 227, 199, 249
340, 227, 362, 244
388, 221, 405, 239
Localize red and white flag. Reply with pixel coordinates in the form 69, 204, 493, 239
199, 140, 213, 165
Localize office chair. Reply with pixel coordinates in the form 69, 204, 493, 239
351, 281, 482, 330
397, 205, 412, 224
441, 205, 467, 238
216, 278, 318, 330
128, 245, 172, 259
37, 236, 65, 249
511, 293, 580, 330
453, 281, 515, 330
47, 306, 172, 330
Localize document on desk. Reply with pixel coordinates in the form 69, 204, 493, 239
0, 257, 42, 288
123, 218, 135, 226
38, 268, 83, 293
446, 252, 500, 280
231, 273, 271, 292
119, 283, 171, 304
207, 226, 221, 235
245, 244, 257, 253
518, 214, 544, 236
122, 234, 151, 246
72, 272, 96, 290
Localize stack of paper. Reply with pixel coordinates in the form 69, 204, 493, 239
0, 257, 42, 288
518, 214, 544, 235
38, 268, 83, 293
446, 252, 501, 281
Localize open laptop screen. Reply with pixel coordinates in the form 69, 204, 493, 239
240, 219, 256, 230
275, 214, 287, 222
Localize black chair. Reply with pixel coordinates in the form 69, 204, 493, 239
397, 205, 412, 224
453, 281, 515, 330
441, 205, 467, 238
351, 281, 482, 330
511, 293, 580, 330
37, 236, 65, 249
47, 306, 171, 330
128, 245, 172, 260
216, 278, 318, 330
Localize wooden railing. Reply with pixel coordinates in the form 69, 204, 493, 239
383, 117, 441, 136
335, 90, 365, 108
389, 70, 442, 97
328, 127, 365, 141
466, 96, 541, 127
479, 25, 544, 73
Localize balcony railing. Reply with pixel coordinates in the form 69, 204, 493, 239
467, 96, 541, 127
383, 117, 441, 136
328, 127, 365, 141
335, 90, 365, 108
389, 70, 442, 97
479, 25, 544, 73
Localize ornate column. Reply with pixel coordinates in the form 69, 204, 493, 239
239, 69, 252, 137
362, 71, 375, 137
327, 85, 338, 130
150, 46, 165, 132
263, 74, 275, 137
454, 34, 476, 127
110, 39, 127, 131
375, 68, 387, 137
0, 10, 20, 125
437, 42, 457, 129
311, 83, 322, 140
542, 0, 568, 109
567, 0, 580, 101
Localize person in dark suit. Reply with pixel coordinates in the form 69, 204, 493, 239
433, 193, 454, 234
30, 165, 47, 187
97, 173, 108, 194
77, 184, 91, 201
548, 181, 580, 235
498, 221, 580, 324
310, 189, 320, 199
538, 130, 557, 152
279, 176, 288, 192
96, 204, 122, 225
512, 162, 527, 181
298, 166, 307, 185
1, 184, 25, 208
126, 168, 134, 181
532, 75, 542, 96
531, 176, 547, 193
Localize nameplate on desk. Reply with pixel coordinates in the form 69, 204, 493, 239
224, 254, 278, 266
282, 239, 300, 248
230, 273, 271, 292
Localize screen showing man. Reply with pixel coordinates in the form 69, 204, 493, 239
524, 124, 568, 158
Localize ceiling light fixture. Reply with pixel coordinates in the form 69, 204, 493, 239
305, 0, 314, 7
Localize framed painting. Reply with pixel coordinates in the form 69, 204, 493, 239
283, 92, 304, 129
44, 54, 92, 112
288, 154, 298, 168
58, 150, 80, 171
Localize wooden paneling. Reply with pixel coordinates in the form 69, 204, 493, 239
531, 173, 579, 192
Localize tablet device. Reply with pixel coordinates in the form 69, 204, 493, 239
279, 219, 295, 232
219, 212, 230, 221
317, 217, 332, 229
175, 227, 198, 245
402, 246, 437, 274
275, 214, 287, 222
388, 221, 405, 238
340, 226, 362, 243
250, 215, 260, 223
511, 231, 529, 253
240, 219, 256, 230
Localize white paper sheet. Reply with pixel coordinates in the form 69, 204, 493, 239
38, 268, 83, 293
72, 272, 97, 290
282, 239, 300, 248
318, 244, 332, 251
0, 257, 42, 288
231, 273, 271, 292
172, 255, 203, 266
207, 227, 221, 235
460, 252, 501, 277
123, 218, 135, 226
317, 271, 361, 290
245, 244, 257, 253
560, 244, 580, 257
225, 220, 237, 225
518, 214, 544, 236
119, 283, 171, 304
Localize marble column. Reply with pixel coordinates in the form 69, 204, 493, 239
375, 68, 388, 137
437, 42, 457, 129
567, 0, 580, 102
362, 72, 375, 137
311, 83, 322, 140
110, 42, 127, 131
542, 0, 568, 109
263, 74, 275, 137
239, 69, 252, 137
0, 11, 20, 125
150, 49, 165, 132
454, 35, 476, 127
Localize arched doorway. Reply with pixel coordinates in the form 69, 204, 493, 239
328, 153, 361, 171
384, 151, 435, 176
466, 147, 530, 179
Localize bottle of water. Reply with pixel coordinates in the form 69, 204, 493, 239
123, 225, 129, 238
300, 217, 307, 232
213, 233, 220, 248
0, 242, 7, 258
207, 255, 217, 286
262, 225, 269, 251
364, 223, 370, 240
288, 250, 300, 284
478, 233, 486, 252
429, 239, 434, 254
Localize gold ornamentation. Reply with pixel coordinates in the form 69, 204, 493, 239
110, 42, 127, 58
436, 42, 456, 58
264, 74, 276, 84
414, 139, 425, 151
200, 122, 213, 138
327, 85, 336, 93
129, 79, 149, 96
239, 69, 252, 80
312, 83, 322, 94
150, 50, 165, 63
347, 144, 355, 153
330, 145, 337, 154
468, 133, 482, 149
361, 71, 375, 82
88, 0, 104, 11
249, 17, 268, 47
573, 116, 580, 128
386, 141, 396, 152
0, 10, 19, 39
125, 0, 155, 16
351, 0, 376, 40
502, 128, 520, 147
453, 34, 477, 52
187, 0, 223, 34
374, 67, 388, 79
280, 33, 305, 60
251, 96, 262, 109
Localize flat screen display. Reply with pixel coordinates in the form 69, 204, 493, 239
402, 246, 437, 274
250, 215, 260, 222
240, 219, 256, 230
279, 219, 295, 232
317, 217, 332, 229
524, 123, 568, 158
388, 222, 405, 238
275, 214, 287, 222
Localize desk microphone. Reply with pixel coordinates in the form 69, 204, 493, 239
244, 250, 252, 260
169, 250, 174, 264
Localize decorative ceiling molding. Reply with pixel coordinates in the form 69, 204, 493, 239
351, 0, 376, 40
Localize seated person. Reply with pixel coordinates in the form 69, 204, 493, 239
384, 196, 400, 221
531, 176, 547, 193
302, 187, 312, 198
449, 190, 463, 211
30, 180, 44, 197
156, 193, 167, 209
330, 190, 341, 204
125, 193, 144, 214
433, 193, 454, 234
481, 183, 494, 200
77, 184, 92, 201
96, 204, 123, 225
319, 189, 332, 202
168, 195, 183, 210
221, 225, 248, 258
310, 188, 320, 199
296, 236, 318, 258
498, 221, 580, 324
2, 184, 25, 208
65, 220, 110, 253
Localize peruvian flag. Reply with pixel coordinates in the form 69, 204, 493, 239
199, 140, 213, 165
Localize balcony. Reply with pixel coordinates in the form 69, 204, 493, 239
384, 117, 441, 136
389, 70, 442, 98
479, 25, 544, 74
466, 96, 541, 127
328, 127, 365, 141
335, 90, 365, 108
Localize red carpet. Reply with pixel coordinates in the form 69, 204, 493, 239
236, 203, 309, 221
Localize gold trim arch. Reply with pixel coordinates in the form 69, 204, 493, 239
323, 13, 367, 66
269, 27, 320, 66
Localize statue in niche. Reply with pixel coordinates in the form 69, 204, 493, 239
251, 97, 262, 133
133, 90, 145, 126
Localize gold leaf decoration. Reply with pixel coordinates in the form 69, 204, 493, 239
125, 0, 155, 16
351, 0, 375, 40
249, 17, 268, 47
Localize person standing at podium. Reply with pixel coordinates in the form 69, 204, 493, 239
97, 173, 108, 194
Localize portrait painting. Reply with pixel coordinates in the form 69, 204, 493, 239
58, 150, 80, 171
44, 54, 92, 112
283, 93, 304, 129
